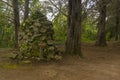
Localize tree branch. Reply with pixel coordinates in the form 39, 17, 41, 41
48, 0, 67, 17
0, 0, 12, 7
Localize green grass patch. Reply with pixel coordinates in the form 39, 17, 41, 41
1, 63, 19, 69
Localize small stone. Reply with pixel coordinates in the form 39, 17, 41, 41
21, 60, 31, 64
39, 42, 47, 48
40, 28, 47, 33
47, 40, 54, 45
48, 46, 55, 50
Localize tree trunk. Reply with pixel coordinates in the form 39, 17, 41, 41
12, 0, 20, 48
115, 0, 120, 41
95, 0, 107, 46
115, 13, 119, 41
66, 0, 82, 56
24, 0, 29, 21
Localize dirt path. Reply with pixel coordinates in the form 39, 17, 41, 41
0, 42, 120, 80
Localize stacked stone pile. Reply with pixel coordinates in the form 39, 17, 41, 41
18, 11, 61, 60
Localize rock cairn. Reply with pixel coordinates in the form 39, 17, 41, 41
17, 11, 61, 60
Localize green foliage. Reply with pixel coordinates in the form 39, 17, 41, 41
53, 14, 67, 44
18, 11, 60, 61
81, 17, 97, 42
0, 6, 14, 48
0, 26, 14, 47
53, 13, 97, 43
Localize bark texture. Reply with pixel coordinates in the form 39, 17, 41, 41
24, 0, 29, 21
12, 0, 20, 48
66, 0, 82, 56
95, 0, 107, 46
115, 0, 120, 41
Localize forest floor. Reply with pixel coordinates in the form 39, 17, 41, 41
0, 42, 120, 80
